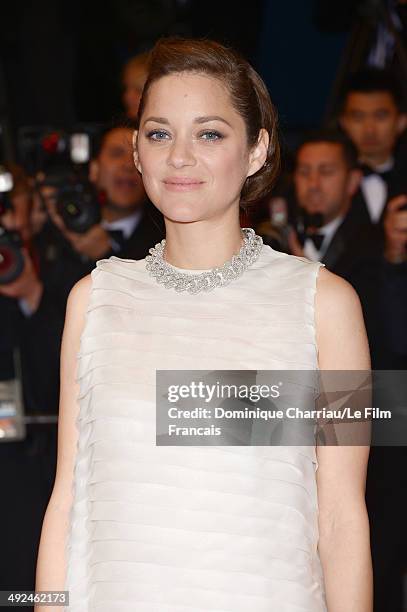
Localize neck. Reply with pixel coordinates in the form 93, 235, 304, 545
163, 215, 244, 270
359, 152, 393, 169
322, 200, 350, 226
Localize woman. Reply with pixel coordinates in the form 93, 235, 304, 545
36, 38, 372, 611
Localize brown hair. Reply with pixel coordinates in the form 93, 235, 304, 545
135, 37, 280, 208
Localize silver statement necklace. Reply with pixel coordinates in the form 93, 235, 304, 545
145, 227, 263, 294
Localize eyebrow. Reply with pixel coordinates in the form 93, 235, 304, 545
143, 115, 232, 127
297, 163, 338, 169
194, 115, 232, 127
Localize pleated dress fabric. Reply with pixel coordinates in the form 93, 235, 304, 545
64, 244, 327, 612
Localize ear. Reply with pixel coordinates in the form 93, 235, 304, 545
89, 159, 99, 184
397, 113, 407, 136
132, 130, 142, 173
247, 128, 270, 178
347, 168, 362, 198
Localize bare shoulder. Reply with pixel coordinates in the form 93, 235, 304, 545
60, 274, 93, 359
66, 273, 92, 311
48, 274, 93, 514
315, 266, 361, 313
63, 274, 92, 329
61, 274, 93, 371
315, 267, 370, 369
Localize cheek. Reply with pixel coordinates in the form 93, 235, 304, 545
326, 177, 345, 199
295, 178, 306, 195
137, 149, 165, 202
348, 122, 363, 137
97, 165, 113, 187
381, 121, 398, 139
141, 160, 161, 193
204, 146, 248, 188
138, 145, 159, 177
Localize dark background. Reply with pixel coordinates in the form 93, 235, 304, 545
0, 0, 357, 147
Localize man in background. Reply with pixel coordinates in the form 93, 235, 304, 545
339, 68, 407, 226
38, 121, 164, 304
287, 131, 366, 279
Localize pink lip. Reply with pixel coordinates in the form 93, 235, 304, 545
163, 177, 205, 192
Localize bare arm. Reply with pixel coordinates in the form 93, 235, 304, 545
34, 274, 92, 610
315, 268, 373, 612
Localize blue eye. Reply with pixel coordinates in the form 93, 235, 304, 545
146, 130, 170, 141
200, 130, 223, 141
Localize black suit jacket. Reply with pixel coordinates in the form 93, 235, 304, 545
37, 200, 165, 305
319, 209, 406, 368
118, 202, 165, 260
351, 157, 407, 229
379, 260, 407, 363
321, 211, 381, 280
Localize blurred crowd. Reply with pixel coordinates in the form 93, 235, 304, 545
256, 68, 407, 371
0, 50, 406, 611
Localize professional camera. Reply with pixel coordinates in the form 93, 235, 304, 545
19, 126, 102, 234
0, 167, 25, 285
40, 166, 102, 234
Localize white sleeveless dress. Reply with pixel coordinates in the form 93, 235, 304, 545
65, 244, 327, 611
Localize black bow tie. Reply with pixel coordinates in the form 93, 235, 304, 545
359, 164, 393, 182
306, 233, 325, 251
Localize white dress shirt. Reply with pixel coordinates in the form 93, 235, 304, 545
360, 157, 394, 223
101, 209, 143, 250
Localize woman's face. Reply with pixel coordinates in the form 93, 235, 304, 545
134, 73, 265, 224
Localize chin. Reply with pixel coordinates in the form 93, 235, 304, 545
160, 207, 206, 224
304, 205, 324, 214
360, 144, 381, 153
155, 196, 208, 224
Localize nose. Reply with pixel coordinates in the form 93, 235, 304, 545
363, 117, 377, 135
166, 136, 196, 169
307, 171, 321, 191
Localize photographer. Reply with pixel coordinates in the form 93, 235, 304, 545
0, 164, 60, 414
35, 120, 165, 306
